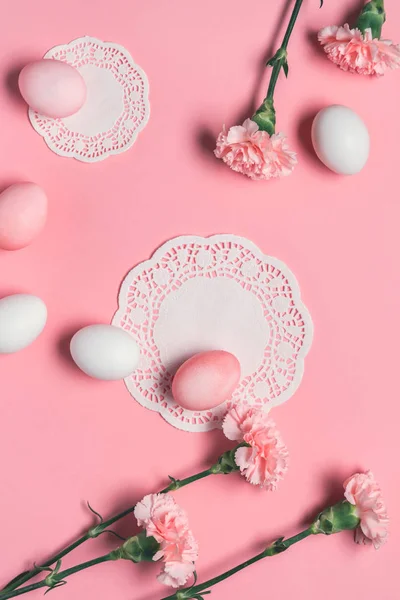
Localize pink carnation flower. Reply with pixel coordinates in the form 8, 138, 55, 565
214, 118, 297, 181
318, 24, 400, 76
134, 493, 198, 588
223, 405, 289, 490
343, 471, 389, 549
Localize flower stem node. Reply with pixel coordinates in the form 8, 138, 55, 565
115, 532, 160, 563
87, 501, 107, 538
266, 48, 289, 77
167, 475, 180, 491
313, 501, 360, 535
176, 591, 211, 600
88, 524, 106, 538
265, 537, 287, 555
43, 560, 67, 595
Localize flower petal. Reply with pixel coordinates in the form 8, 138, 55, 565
318, 23, 400, 76
343, 472, 388, 549
214, 120, 296, 180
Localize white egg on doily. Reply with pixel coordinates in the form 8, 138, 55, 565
112, 235, 314, 432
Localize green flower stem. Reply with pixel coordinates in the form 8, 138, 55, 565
266, 0, 304, 101
2, 453, 237, 593
1, 537, 92, 593
161, 527, 315, 600
252, 0, 308, 135
0, 554, 115, 600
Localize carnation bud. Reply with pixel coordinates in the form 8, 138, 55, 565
356, 0, 386, 39
251, 98, 276, 136
116, 532, 160, 562
313, 501, 360, 536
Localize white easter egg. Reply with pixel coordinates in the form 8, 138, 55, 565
311, 105, 370, 175
70, 324, 140, 380
0, 294, 47, 353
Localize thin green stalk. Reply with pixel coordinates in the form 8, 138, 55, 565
2, 462, 225, 592
102, 468, 214, 529
161, 527, 315, 600
0, 554, 114, 600
1, 537, 91, 593
266, 0, 304, 100
252, 0, 312, 134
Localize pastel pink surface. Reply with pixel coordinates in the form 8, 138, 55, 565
172, 351, 241, 410
0, 2, 400, 600
18, 59, 86, 118
0, 183, 47, 250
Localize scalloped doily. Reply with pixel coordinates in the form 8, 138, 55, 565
113, 235, 313, 432
29, 37, 150, 162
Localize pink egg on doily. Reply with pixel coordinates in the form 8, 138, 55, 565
0, 183, 47, 250
19, 59, 86, 119
172, 351, 241, 411
113, 234, 314, 432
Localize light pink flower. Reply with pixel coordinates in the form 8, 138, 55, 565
214, 118, 297, 181
318, 24, 400, 76
343, 471, 389, 549
223, 404, 289, 490
134, 493, 198, 588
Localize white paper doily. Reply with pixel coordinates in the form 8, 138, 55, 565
113, 235, 313, 432
29, 37, 150, 162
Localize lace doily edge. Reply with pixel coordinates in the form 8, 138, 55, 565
29, 35, 151, 163
112, 234, 314, 432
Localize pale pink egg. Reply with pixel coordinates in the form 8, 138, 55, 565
0, 183, 48, 250
18, 59, 86, 118
172, 350, 241, 411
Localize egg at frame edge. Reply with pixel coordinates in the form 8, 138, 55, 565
0, 183, 48, 251
0, 294, 47, 353
311, 105, 370, 175
18, 59, 86, 119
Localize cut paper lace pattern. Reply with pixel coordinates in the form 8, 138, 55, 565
113, 235, 313, 432
29, 37, 150, 162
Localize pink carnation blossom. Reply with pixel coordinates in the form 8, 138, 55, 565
343, 471, 389, 549
318, 24, 400, 76
214, 118, 297, 181
134, 493, 199, 588
223, 404, 289, 490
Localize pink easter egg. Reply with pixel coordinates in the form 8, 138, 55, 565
172, 350, 241, 411
18, 59, 86, 119
0, 183, 48, 250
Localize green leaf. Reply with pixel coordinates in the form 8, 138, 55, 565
283, 62, 289, 78
44, 581, 67, 595
271, 537, 287, 554
87, 501, 104, 523
2, 570, 31, 591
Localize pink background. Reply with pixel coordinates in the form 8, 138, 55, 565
0, 0, 399, 598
